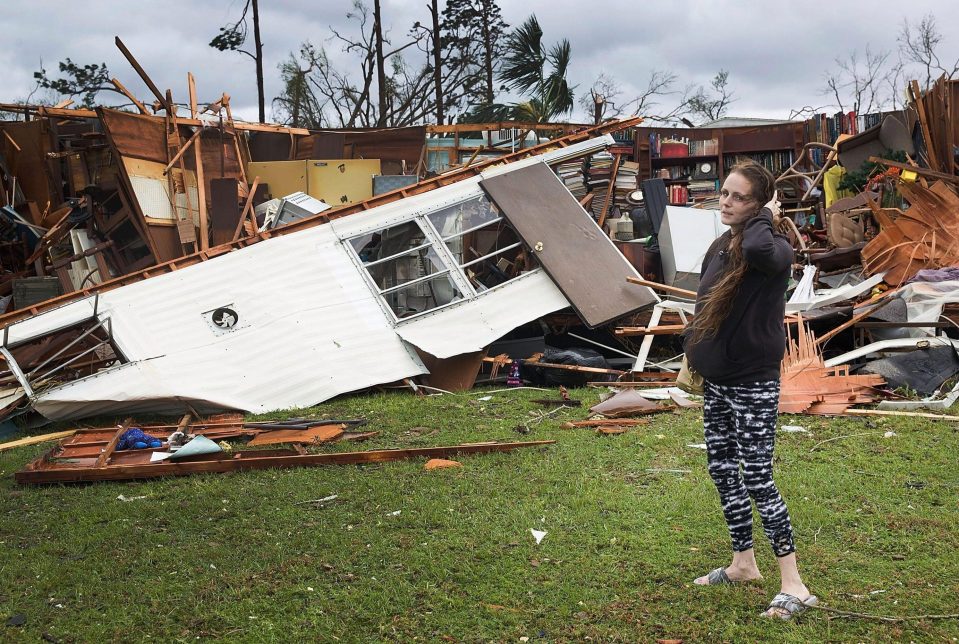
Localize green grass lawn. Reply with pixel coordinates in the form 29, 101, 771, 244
0, 387, 957, 642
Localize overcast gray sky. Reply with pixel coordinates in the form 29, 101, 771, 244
4, 0, 959, 124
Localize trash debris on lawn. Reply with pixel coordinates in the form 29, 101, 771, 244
424, 458, 462, 470
2, 49, 959, 432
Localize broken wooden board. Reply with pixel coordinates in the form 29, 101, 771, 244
16, 440, 555, 485
247, 424, 346, 446
862, 181, 959, 286
561, 419, 650, 428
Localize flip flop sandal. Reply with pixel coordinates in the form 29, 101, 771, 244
764, 592, 819, 620
704, 567, 733, 585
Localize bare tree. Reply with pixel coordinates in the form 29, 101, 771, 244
579, 70, 678, 122
210, 0, 266, 123
899, 13, 959, 90
684, 70, 735, 123
823, 47, 893, 114
272, 1, 478, 128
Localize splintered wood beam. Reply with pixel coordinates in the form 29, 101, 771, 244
626, 276, 697, 299
597, 153, 622, 229
814, 293, 895, 347
222, 94, 248, 184
94, 419, 133, 467
162, 127, 203, 175
232, 176, 260, 242
0, 430, 77, 453
115, 36, 170, 111
187, 72, 198, 120
110, 77, 148, 114
615, 325, 685, 336
867, 156, 959, 185
3, 130, 21, 152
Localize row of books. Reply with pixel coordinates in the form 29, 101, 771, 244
649, 133, 720, 158
689, 138, 720, 156
722, 151, 796, 176
802, 110, 885, 166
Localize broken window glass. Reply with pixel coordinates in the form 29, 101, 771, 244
379, 273, 463, 318
346, 194, 539, 320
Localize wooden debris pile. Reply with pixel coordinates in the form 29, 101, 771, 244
780, 316, 885, 415
862, 181, 959, 286
14, 413, 551, 485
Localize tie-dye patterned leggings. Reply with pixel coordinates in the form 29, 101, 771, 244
703, 379, 796, 557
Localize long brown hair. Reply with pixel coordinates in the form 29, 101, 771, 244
687, 161, 775, 345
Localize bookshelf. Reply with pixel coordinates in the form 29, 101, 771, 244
633, 123, 805, 206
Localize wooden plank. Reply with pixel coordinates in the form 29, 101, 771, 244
162, 127, 202, 175
109, 78, 148, 114
597, 153, 622, 229
615, 325, 685, 336
16, 440, 555, 485
187, 72, 198, 120
232, 176, 261, 242
844, 408, 959, 421
115, 37, 169, 111
625, 275, 696, 298
480, 162, 657, 328
193, 131, 209, 250
247, 424, 345, 446
94, 419, 132, 467
866, 156, 959, 185
0, 430, 77, 452
911, 80, 941, 172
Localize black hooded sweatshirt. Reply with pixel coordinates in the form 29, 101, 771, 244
683, 208, 794, 385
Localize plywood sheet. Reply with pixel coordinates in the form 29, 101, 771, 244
247, 160, 307, 199
306, 159, 380, 206
480, 162, 657, 327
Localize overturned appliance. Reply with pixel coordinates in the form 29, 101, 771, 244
0, 137, 657, 420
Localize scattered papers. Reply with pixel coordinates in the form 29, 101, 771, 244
686, 443, 707, 450
530, 529, 547, 545
780, 425, 809, 434
116, 495, 146, 502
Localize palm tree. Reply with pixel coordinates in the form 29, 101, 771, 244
468, 15, 574, 123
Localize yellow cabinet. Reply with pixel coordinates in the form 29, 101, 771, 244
246, 159, 382, 207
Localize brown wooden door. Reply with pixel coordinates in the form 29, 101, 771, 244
480, 162, 657, 328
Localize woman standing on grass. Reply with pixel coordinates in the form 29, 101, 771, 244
683, 160, 816, 620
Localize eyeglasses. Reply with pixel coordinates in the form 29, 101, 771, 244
719, 189, 755, 204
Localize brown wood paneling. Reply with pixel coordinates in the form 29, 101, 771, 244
293, 126, 426, 169
98, 108, 168, 163
209, 178, 240, 246
0, 120, 61, 209
480, 162, 657, 328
